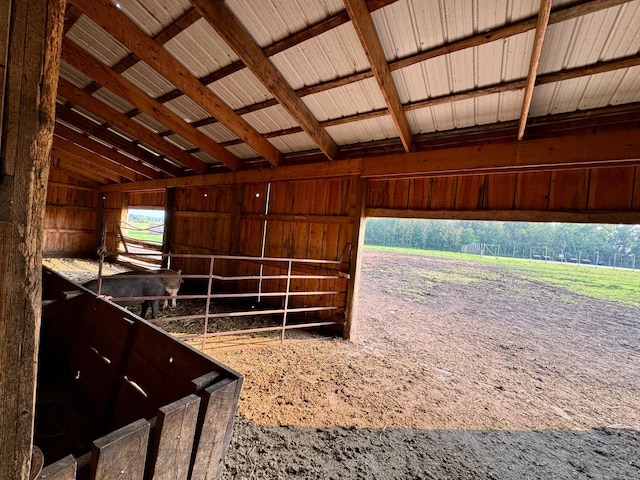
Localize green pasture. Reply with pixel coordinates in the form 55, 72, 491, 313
365, 245, 640, 307
122, 221, 164, 244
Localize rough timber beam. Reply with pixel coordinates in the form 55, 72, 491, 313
53, 123, 159, 180
98, 126, 640, 192
70, 0, 280, 168
181, 0, 633, 137
61, 39, 225, 174
518, 0, 552, 141
51, 140, 125, 183
344, 0, 413, 153
57, 79, 192, 177
0, 2, 66, 477
190, 0, 339, 161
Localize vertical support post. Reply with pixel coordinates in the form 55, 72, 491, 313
202, 256, 215, 351
258, 183, 271, 302
0, 1, 66, 478
280, 259, 293, 344
162, 187, 175, 268
228, 184, 242, 255
343, 178, 367, 341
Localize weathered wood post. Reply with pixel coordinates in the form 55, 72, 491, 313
344, 177, 367, 340
0, 0, 66, 478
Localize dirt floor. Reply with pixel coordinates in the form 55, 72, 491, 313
212, 249, 640, 479
42, 251, 640, 478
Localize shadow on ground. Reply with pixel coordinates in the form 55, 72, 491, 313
223, 419, 640, 480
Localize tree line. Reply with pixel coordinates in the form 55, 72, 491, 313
364, 218, 640, 266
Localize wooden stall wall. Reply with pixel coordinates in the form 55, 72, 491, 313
169, 184, 237, 276
159, 178, 357, 326
256, 178, 355, 322
128, 190, 166, 208
44, 169, 99, 256
367, 167, 640, 224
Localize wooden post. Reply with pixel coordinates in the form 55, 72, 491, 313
343, 178, 367, 340
162, 187, 175, 268
228, 184, 243, 255
0, 1, 66, 479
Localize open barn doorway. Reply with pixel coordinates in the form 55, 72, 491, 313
209, 218, 640, 478
117, 207, 166, 268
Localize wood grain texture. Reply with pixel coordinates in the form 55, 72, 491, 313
0, 1, 65, 478
91, 418, 150, 480
36, 455, 76, 480
190, 378, 242, 480
146, 395, 201, 480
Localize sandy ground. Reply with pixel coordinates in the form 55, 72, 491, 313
213, 250, 640, 479
42, 252, 640, 478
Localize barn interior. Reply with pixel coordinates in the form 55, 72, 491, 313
1, 0, 639, 478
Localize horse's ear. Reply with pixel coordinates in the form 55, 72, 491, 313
178, 269, 182, 275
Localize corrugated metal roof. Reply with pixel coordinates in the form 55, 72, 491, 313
271, 23, 371, 90
54, 0, 640, 182
121, 61, 176, 98
59, 61, 93, 89
303, 78, 386, 122
209, 70, 273, 110
115, 0, 192, 36
66, 15, 129, 67
164, 18, 240, 78
226, 0, 345, 48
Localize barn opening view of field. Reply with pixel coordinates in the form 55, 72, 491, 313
2, 0, 640, 479
42, 219, 640, 479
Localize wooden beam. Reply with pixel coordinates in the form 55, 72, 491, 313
361, 128, 640, 179
98, 126, 640, 192
82, 7, 201, 96
210, 0, 633, 126
391, 0, 632, 72
51, 142, 123, 183
344, 0, 413, 152
60, 39, 227, 174
54, 123, 160, 180
263, 52, 640, 142
156, 0, 397, 109
0, 1, 66, 478
50, 148, 114, 184
56, 83, 186, 176
344, 178, 367, 340
518, 0, 552, 141
190, 0, 339, 161
70, 0, 279, 168
55, 103, 183, 177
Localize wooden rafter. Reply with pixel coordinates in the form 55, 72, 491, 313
54, 123, 160, 180
190, 0, 339, 161
171, 0, 633, 138
52, 142, 123, 183
51, 149, 114, 184
61, 39, 229, 173
344, 0, 413, 152
57, 78, 195, 176
53, 135, 142, 182
75, 5, 200, 96
70, 0, 281, 168
517, 0, 552, 141
221, 53, 640, 146
153, 0, 397, 107
55, 104, 183, 178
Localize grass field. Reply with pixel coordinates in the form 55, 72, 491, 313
122, 221, 164, 244
365, 245, 640, 307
